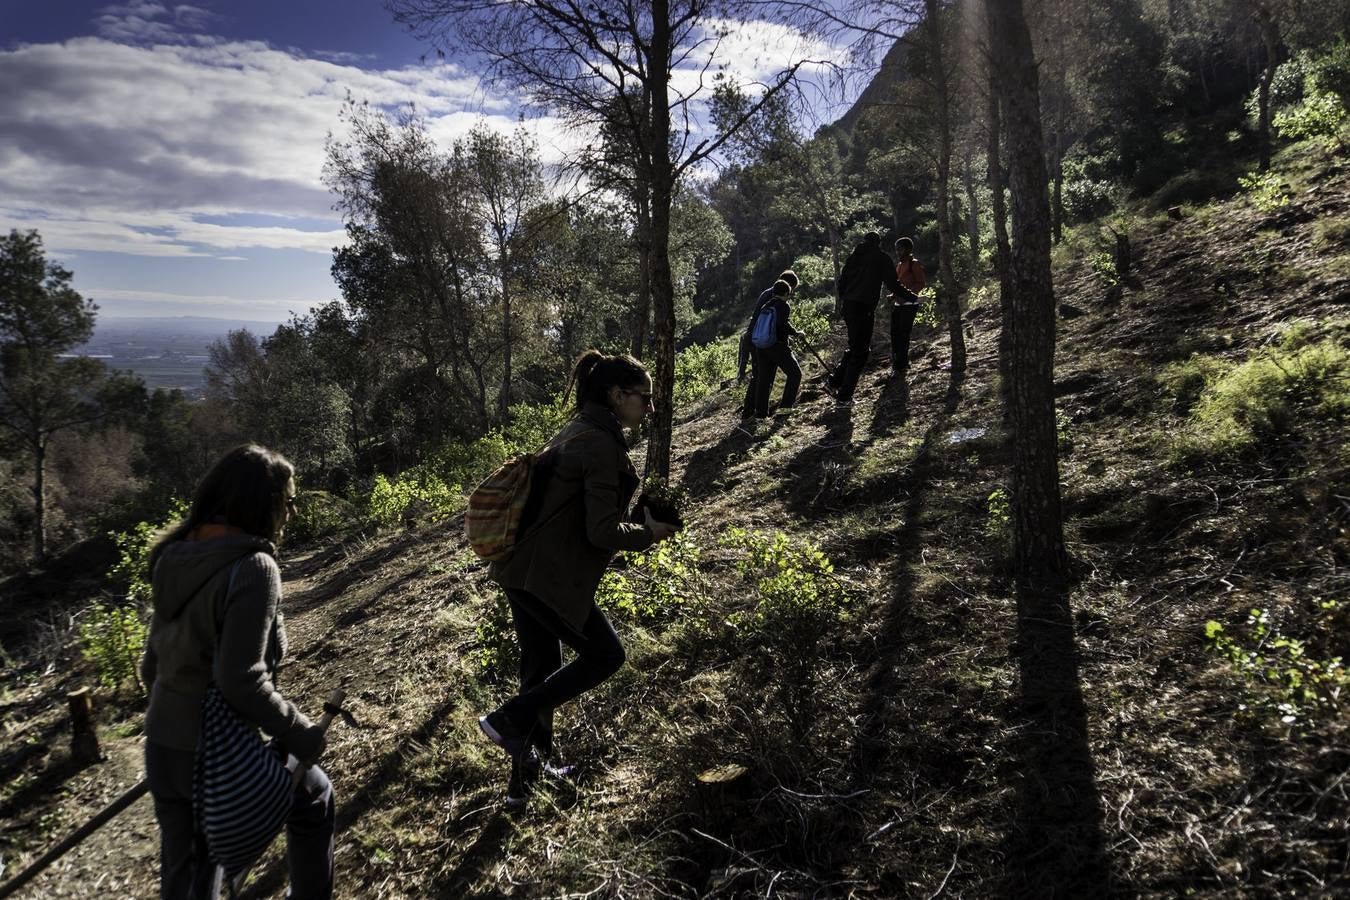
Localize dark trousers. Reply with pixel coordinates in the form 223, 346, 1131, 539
890, 303, 918, 373
145, 741, 336, 900
504, 589, 626, 756
751, 343, 802, 417
831, 303, 876, 400
741, 349, 760, 418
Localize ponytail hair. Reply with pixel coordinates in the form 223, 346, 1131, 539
567, 349, 649, 412
149, 444, 295, 572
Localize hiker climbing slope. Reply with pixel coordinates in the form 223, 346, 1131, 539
738, 269, 799, 416
746, 278, 804, 420
141, 444, 334, 900
480, 350, 678, 808
888, 236, 927, 382
828, 233, 914, 404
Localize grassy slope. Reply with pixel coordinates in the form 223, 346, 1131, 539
1, 140, 1347, 898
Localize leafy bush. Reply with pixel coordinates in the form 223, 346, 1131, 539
1091, 251, 1120, 289
81, 601, 147, 693
285, 490, 356, 544
720, 528, 849, 738
792, 298, 833, 348
1238, 170, 1291, 212
366, 468, 462, 528
1246, 52, 1310, 122
83, 498, 189, 692
984, 486, 1011, 548
913, 287, 940, 328
474, 590, 518, 682
673, 337, 738, 408
1275, 91, 1347, 143
597, 532, 702, 624
1170, 337, 1350, 463
1205, 600, 1348, 730
1309, 39, 1350, 107
1061, 157, 1118, 222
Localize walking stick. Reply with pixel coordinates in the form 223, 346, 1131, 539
0, 687, 348, 899
792, 333, 835, 381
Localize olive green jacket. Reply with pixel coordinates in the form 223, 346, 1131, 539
490, 402, 653, 632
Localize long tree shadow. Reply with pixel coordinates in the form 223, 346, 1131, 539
1002, 580, 1111, 897
239, 692, 459, 899
846, 370, 962, 782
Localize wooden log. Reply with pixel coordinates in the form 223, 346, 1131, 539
67, 687, 101, 764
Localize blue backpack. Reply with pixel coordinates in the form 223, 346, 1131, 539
749, 302, 779, 349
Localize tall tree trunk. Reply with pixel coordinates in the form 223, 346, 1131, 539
962, 148, 981, 266
927, 0, 967, 374
499, 278, 512, 421
32, 433, 46, 561
1256, 8, 1279, 173
989, 0, 1067, 583
987, 75, 1014, 420
633, 192, 652, 359
645, 0, 675, 481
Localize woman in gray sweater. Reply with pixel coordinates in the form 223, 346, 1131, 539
141, 444, 332, 899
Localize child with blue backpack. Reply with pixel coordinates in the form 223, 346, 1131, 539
743, 277, 803, 423
738, 270, 800, 421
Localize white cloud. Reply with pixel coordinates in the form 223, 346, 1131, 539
85, 287, 315, 320
0, 32, 535, 259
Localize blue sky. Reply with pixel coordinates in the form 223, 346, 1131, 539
2, 2, 843, 323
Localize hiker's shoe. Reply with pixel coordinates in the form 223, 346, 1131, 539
524, 749, 578, 781
479, 707, 530, 758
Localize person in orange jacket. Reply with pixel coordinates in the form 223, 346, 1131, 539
888, 237, 927, 380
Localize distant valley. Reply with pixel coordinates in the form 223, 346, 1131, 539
70, 316, 281, 396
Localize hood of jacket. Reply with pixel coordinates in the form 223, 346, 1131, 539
577, 400, 630, 449
150, 533, 275, 622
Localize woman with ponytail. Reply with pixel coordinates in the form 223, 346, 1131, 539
480, 350, 678, 807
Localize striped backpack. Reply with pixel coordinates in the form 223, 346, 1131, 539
465, 429, 594, 562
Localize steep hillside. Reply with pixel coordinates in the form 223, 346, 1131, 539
1, 143, 1347, 898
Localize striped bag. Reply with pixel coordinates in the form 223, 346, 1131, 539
464, 429, 594, 562
194, 683, 294, 880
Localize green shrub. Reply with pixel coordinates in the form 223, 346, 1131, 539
1090, 251, 1120, 289
1171, 338, 1350, 463
673, 337, 738, 408
366, 468, 462, 528
81, 601, 148, 693
1238, 170, 1291, 212
1246, 52, 1310, 122
597, 532, 702, 624
720, 528, 849, 738
1159, 354, 1231, 413
1274, 91, 1347, 143
913, 287, 940, 328
1309, 39, 1350, 107
792, 299, 833, 347
1061, 157, 1118, 222
985, 486, 1011, 547
108, 499, 187, 604
1205, 600, 1348, 730
285, 490, 356, 544
474, 590, 518, 682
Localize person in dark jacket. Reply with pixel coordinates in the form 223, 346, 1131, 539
828, 233, 915, 404
142, 444, 333, 900
746, 278, 803, 420
738, 269, 799, 415
481, 350, 679, 807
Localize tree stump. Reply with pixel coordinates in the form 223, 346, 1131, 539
695, 763, 749, 826
67, 687, 101, 764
